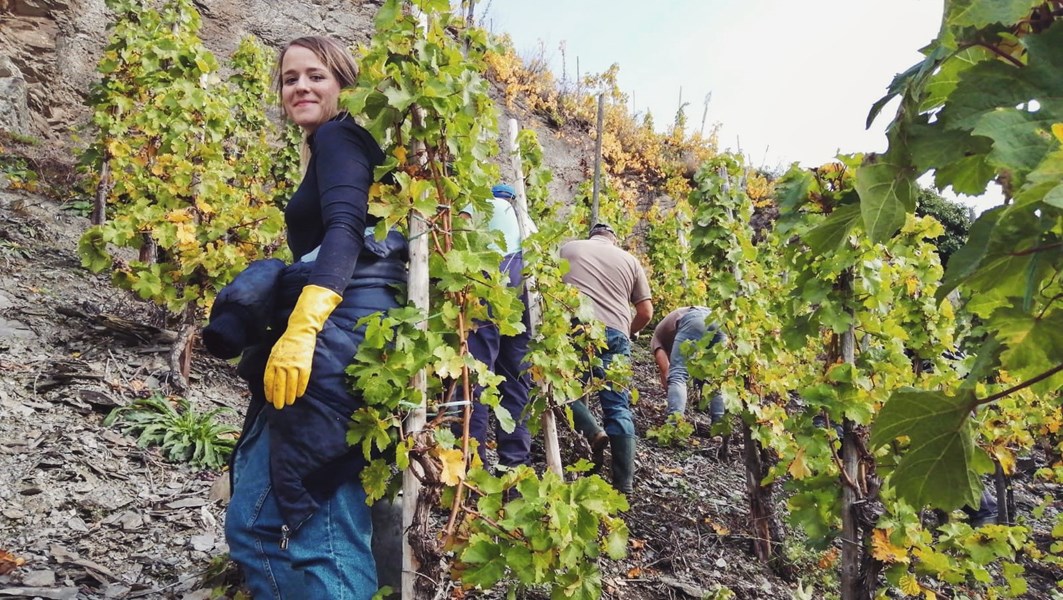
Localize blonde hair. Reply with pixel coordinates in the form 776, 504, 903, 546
274, 36, 360, 124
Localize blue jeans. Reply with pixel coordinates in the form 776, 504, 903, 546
667, 308, 725, 418
598, 327, 636, 437
226, 415, 377, 599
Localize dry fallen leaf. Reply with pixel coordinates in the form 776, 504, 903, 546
0, 549, 26, 575
817, 547, 839, 569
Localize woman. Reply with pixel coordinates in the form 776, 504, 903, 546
223, 36, 406, 599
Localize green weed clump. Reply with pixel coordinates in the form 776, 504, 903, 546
646, 413, 694, 447
105, 394, 238, 469
0, 152, 40, 192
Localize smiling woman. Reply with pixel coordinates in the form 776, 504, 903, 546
280, 46, 341, 133
216, 35, 408, 600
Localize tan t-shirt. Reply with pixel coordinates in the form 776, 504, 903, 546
561, 236, 651, 334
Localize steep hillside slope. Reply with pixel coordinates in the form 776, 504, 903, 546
0, 0, 597, 211
0, 190, 795, 598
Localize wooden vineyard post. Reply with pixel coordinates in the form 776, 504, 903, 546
506, 118, 563, 476
401, 201, 428, 599
402, 11, 430, 595
590, 93, 605, 227
400, 182, 429, 599
677, 222, 690, 287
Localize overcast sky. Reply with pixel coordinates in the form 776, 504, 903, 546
481, 1, 1000, 213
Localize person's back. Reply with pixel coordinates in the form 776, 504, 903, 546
559, 223, 651, 495
561, 233, 650, 336
456, 184, 533, 470
482, 196, 523, 256
650, 306, 725, 419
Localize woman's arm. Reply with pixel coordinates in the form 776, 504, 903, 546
305, 121, 382, 293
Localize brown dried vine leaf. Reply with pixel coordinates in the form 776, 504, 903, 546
0, 549, 26, 575
817, 547, 840, 569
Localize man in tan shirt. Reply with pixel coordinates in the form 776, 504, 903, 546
561, 223, 652, 494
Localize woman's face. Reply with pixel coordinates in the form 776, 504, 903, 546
280, 45, 340, 134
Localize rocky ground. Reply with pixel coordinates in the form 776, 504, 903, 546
1, 187, 1060, 600
0, 188, 249, 600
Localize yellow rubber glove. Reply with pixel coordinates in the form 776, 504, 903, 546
264, 284, 343, 410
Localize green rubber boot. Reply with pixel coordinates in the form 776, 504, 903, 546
609, 435, 636, 494
569, 399, 604, 440
589, 431, 609, 473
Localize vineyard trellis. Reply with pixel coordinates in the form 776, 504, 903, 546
76, 0, 1063, 598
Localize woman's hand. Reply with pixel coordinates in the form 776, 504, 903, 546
264, 284, 342, 409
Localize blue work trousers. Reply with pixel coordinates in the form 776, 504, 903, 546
463, 251, 533, 467
598, 327, 636, 437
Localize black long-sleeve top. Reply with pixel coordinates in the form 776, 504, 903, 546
285, 114, 385, 293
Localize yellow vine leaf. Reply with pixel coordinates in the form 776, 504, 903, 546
166, 209, 191, 223
1046, 411, 1061, 434
195, 198, 216, 216
175, 223, 197, 246
990, 445, 1016, 475
788, 447, 812, 480
905, 276, 918, 296
1052, 123, 1063, 142
393, 146, 407, 164
898, 572, 922, 596
435, 446, 466, 486
871, 528, 910, 564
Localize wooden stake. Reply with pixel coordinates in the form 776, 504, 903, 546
402, 12, 431, 598
839, 270, 861, 600
700, 92, 712, 138
591, 93, 605, 227
401, 205, 428, 600
506, 118, 563, 476
92, 159, 109, 225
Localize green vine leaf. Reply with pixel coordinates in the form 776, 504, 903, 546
804, 203, 861, 253
945, 0, 1043, 28
855, 161, 916, 243
871, 389, 987, 510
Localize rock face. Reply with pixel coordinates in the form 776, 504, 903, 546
0, 0, 588, 206
0, 55, 31, 135
0, 0, 383, 140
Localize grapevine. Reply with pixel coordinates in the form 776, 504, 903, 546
79, 0, 294, 384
